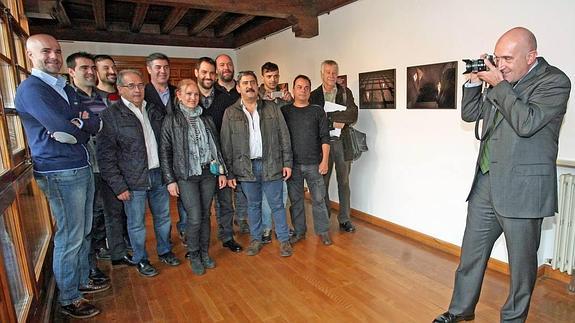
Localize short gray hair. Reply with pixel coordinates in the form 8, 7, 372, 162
117, 69, 142, 86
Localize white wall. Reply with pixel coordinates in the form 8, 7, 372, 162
59, 40, 235, 62
236, 0, 575, 264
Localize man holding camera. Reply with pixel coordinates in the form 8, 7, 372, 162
434, 27, 571, 323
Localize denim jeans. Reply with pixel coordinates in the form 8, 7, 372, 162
34, 166, 94, 306
88, 173, 108, 269
288, 164, 330, 236
235, 182, 248, 222
177, 168, 216, 256
123, 168, 172, 263
241, 160, 289, 243
261, 181, 288, 231
215, 182, 247, 242
176, 197, 187, 235
100, 173, 130, 261
324, 139, 352, 223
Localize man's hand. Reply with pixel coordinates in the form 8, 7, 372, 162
227, 178, 237, 189
167, 182, 179, 197
477, 54, 504, 87
282, 90, 293, 102
218, 175, 227, 189
117, 190, 131, 201
80, 111, 90, 119
333, 122, 345, 129
283, 167, 292, 181
319, 161, 328, 175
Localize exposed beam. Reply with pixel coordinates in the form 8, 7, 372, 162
315, 0, 358, 15
290, 15, 318, 38
52, 1, 71, 27
30, 24, 235, 48
161, 7, 188, 34
130, 3, 149, 32
92, 0, 106, 30
188, 11, 223, 35
216, 15, 255, 37
234, 18, 292, 48
117, 0, 314, 19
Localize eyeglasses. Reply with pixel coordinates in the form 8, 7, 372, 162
120, 83, 145, 90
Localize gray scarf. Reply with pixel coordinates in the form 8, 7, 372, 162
179, 103, 211, 176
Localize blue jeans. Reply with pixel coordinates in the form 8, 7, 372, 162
123, 168, 172, 263
241, 160, 289, 243
34, 166, 94, 306
261, 181, 288, 231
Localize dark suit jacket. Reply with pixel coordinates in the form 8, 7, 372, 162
144, 83, 177, 114
462, 57, 571, 218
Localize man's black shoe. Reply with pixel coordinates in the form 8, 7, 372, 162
136, 260, 158, 277
111, 254, 136, 267
60, 298, 100, 319
79, 280, 111, 294
89, 267, 110, 283
432, 312, 475, 323
339, 221, 356, 233
222, 239, 243, 252
159, 252, 181, 266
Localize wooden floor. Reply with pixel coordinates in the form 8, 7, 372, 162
58, 201, 575, 322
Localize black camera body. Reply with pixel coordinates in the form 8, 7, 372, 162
463, 55, 495, 74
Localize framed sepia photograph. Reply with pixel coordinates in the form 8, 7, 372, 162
406, 61, 457, 109
359, 69, 396, 109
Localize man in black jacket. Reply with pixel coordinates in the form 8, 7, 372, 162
98, 70, 181, 278
309, 60, 358, 233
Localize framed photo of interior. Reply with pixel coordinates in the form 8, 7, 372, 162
358, 69, 396, 109
406, 61, 457, 109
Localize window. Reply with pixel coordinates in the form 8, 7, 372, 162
6, 114, 24, 154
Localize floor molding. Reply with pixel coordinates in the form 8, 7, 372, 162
323, 197, 572, 282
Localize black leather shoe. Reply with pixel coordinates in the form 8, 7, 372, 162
159, 252, 181, 266
222, 239, 243, 252
111, 254, 136, 267
79, 280, 111, 294
339, 221, 356, 233
433, 311, 475, 323
137, 260, 158, 277
89, 267, 110, 283
60, 298, 100, 319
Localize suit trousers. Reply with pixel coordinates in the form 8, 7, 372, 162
448, 172, 543, 323
324, 139, 351, 224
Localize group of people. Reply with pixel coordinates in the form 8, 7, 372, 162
15, 25, 571, 323
15, 33, 359, 319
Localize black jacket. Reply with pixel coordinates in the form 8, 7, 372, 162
159, 108, 226, 184
309, 83, 359, 161
144, 83, 177, 114
220, 98, 292, 182
97, 99, 165, 195
202, 83, 240, 133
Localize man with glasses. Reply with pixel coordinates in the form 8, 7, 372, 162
98, 70, 181, 278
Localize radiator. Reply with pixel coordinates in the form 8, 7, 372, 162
552, 174, 575, 275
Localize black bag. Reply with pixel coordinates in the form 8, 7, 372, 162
344, 126, 368, 161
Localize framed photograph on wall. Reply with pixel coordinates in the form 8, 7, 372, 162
406, 61, 457, 109
359, 69, 396, 109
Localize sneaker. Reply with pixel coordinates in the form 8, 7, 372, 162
79, 280, 111, 294
239, 219, 250, 234
289, 233, 305, 245
189, 257, 205, 275
279, 241, 293, 257
201, 253, 216, 269
246, 240, 263, 256
60, 298, 100, 319
96, 247, 111, 260
339, 221, 356, 233
262, 229, 272, 244
137, 260, 159, 277
159, 252, 181, 266
319, 232, 333, 246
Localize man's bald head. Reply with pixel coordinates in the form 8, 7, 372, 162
26, 34, 63, 75
494, 27, 538, 83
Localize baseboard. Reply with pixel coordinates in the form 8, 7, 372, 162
319, 196, 571, 282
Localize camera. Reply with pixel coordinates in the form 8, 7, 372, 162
462, 55, 495, 74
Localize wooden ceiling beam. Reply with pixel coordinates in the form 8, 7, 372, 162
290, 15, 318, 38
52, 1, 71, 27
92, 0, 106, 30
234, 18, 292, 48
116, 0, 314, 18
188, 11, 223, 36
130, 3, 149, 32
31, 24, 235, 48
161, 7, 188, 34
216, 15, 255, 37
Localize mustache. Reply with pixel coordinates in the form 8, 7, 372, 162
246, 89, 255, 93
